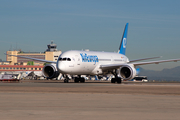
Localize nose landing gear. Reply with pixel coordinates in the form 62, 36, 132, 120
63, 74, 69, 83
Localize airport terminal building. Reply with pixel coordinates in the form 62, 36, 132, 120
5, 41, 61, 66
0, 41, 61, 72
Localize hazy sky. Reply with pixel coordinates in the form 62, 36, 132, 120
0, 0, 180, 71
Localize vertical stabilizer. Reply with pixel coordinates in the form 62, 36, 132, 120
118, 23, 129, 55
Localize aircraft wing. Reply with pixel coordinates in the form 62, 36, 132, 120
129, 56, 162, 63
5, 53, 57, 63
100, 58, 180, 70
100, 64, 124, 70
132, 58, 180, 66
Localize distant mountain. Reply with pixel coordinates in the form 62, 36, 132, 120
138, 66, 180, 81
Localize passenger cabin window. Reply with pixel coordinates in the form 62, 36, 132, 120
58, 57, 71, 61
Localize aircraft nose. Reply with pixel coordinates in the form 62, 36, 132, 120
58, 62, 66, 73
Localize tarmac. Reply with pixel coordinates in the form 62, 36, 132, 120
0, 80, 180, 120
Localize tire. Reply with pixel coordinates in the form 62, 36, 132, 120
80, 78, 85, 83
116, 78, 122, 84
64, 79, 69, 83
74, 78, 79, 83
111, 78, 116, 83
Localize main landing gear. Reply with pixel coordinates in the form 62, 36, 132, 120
74, 75, 85, 83
111, 69, 122, 84
63, 75, 85, 83
111, 77, 122, 84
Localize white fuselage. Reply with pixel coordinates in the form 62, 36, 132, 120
57, 50, 129, 75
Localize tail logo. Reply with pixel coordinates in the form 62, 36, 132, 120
118, 23, 128, 55
123, 38, 127, 48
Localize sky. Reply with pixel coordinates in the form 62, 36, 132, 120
0, 0, 180, 71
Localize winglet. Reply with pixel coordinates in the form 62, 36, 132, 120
118, 23, 129, 55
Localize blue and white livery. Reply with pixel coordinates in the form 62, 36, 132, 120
119, 23, 128, 55
80, 53, 99, 64
5, 23, 180, 83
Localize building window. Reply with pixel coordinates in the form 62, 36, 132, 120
35, 68, 37, 70
31, 68, 33, 70
39, 68, 41, 70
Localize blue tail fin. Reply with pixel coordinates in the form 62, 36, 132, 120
118, 23, 129, 55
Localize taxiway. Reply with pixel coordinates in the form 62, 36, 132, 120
0, 80, 180, 120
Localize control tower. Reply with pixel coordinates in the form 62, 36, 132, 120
6, 41, 62, 65
46, 41, 58, 51
45, 41, 62, 62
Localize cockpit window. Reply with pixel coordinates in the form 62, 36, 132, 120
62, 58, 66, 60
58, 57, 71, 61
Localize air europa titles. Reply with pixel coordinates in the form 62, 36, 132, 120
80, 53, 99, 64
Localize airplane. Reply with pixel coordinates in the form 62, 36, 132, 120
5, 23, 180, 83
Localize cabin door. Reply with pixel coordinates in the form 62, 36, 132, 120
75, 55, 81, 65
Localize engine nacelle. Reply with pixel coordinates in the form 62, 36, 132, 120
42, 63, 60, 79
119, 64, 137, 81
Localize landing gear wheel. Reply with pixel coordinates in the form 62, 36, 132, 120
74, 77, 85, 83
111, 78, 121, 84
64, 79, 69, 83
80, 78, 85, 83
111, 78, 116, 83
116, 78, 121, 84
74, 78, 79, 83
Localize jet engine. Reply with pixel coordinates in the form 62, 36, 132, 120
119, 64, 137, 81
42, 63, 60, 79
